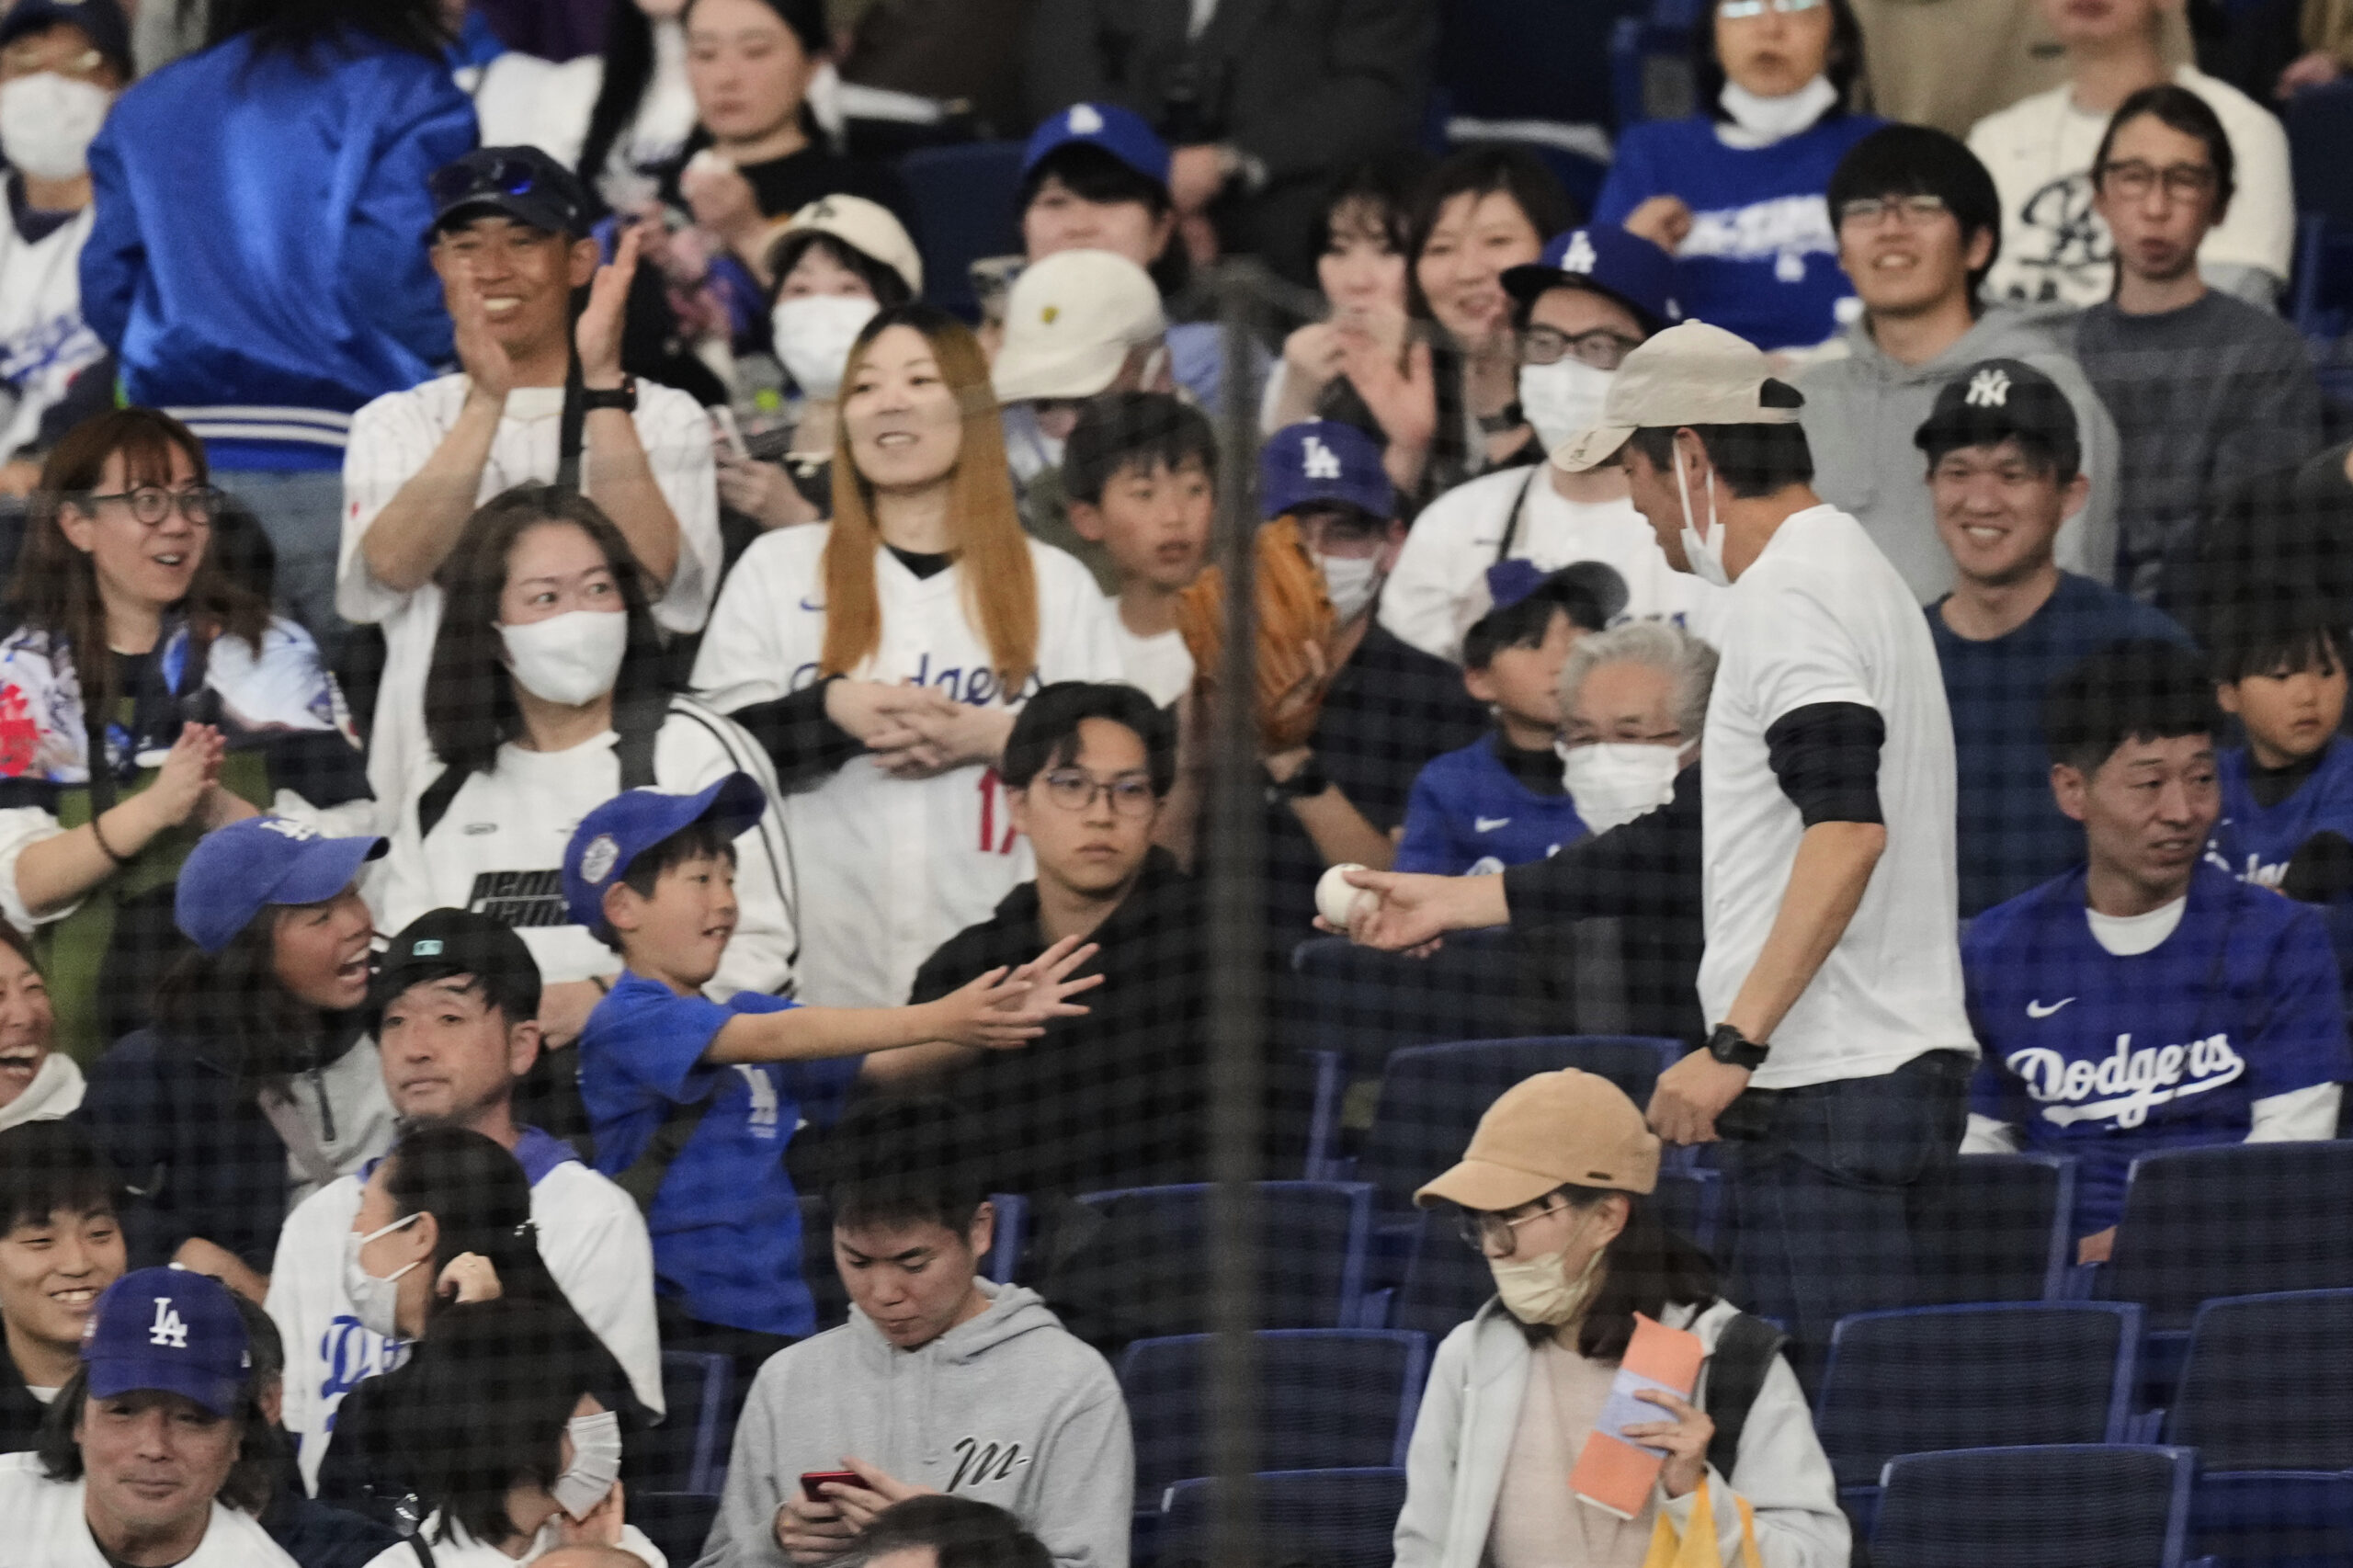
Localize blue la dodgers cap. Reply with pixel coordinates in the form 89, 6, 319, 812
1258, 421, 1394, 523
563, 773, 768, 928
175, 816, 387, 955
1021, 101, 1172, 188
1502, 225, 1681, 335
83, 1267, 250, 1417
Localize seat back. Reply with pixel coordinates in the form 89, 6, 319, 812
894, 141, 1024, 317
1118, 1331, 1429, 1505
2099, 1143, 2353, 1331
1871, 1445, 2195, 1568
642, 1352, 733, 1496
1288, 933, 1525, 1076
2167, 1290, 2353, 1472
1156, 1468, 1409, 1568
630, 1492, 721, 1567
1911, 1153, 2077, 1305
2287, 81, 2353, 228
1813, 1304, 2140, 1490
2189, 1471, 2353, 1568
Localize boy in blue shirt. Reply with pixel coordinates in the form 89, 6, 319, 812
563, 774, 1099, 1383
1963, 641, 2349, 1261
1393, 562, 1609, 875
2208, 590, 2353, 891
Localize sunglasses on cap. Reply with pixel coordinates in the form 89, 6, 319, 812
428, 155, 565, 215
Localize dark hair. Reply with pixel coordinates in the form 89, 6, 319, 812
596, 817, 740, 949
766, 230, 916, 309
2094, 83, 2236, 217
1496, 1186, 1719, 1361
999, 681, 1176, 795
825, 1095, 989, 1233
0, 1119, 119, 1235
1624, 383, 1815, 498
680, 0, 824, 53
382, 1126, 565, 1324
152, 904, 340, 1085
1916, 421, 2081, 486
2208, 588, 2347, 687
1462, 570, 1614, 670
14, 409, 271, 737
1695, 0, 1865, 120
2041, 639, 2221, 773
1826, 125, 2004, 301
207, 0, 449, 60
853, 1494, 1052, 1568
1061, 392, 1217, 507
37, 1362, 281, 1513
1019, 143, 1188, 299
422, 486, 667, 778
1315, 152, 1431, 266
577, 0, 656, 198
1404, 145, 1578, 324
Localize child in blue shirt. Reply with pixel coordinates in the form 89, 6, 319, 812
1394, 562, 1607, 876
2208, 592, 2353, 891
563, 774, 1098, 1381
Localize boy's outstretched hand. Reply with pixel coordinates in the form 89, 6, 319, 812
932, 935, 1104, 1051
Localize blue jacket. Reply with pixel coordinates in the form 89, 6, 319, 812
81, 32, 474, 470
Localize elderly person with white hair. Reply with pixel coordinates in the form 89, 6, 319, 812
1335, 619, 1717, 1046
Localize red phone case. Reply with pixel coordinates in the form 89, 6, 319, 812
801, 1470, 861, 1498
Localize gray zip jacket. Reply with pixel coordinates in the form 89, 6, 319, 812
1792, 304, 2121, 604
1393, 1298, 1848, 1568
693, 1282, 1133, 1568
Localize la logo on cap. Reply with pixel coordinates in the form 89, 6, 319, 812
1302, 436, 1341, 480
1966, 367, 2012, 408
1067, 105, 1104, 134
259, 818, 319, 842
580, 834, 620, 885
1563, 232, 1597, 274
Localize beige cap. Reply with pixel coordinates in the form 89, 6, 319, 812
1415, 1068, 1662, 1210
989, 249, 1166, 404
1551, 319, 1803, 473
769, 194, 924, 296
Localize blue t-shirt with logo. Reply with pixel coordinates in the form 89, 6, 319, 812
1394, 733, 1588, 875
1964, 861, 2350, 1234
580, 973, 858, 1336
2211, 734, 2353, 890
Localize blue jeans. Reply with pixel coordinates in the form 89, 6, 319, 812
214, 468, 347, 654
1722, 1050, 1973, 1393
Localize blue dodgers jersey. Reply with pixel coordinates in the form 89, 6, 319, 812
580, 973, 859, 1337
1964, 862, 2351, 1233
2210, 735, 2353, 889
1394, 735, 1589, 875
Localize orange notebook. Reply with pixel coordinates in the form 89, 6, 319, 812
1569, 1312, 1707, 1519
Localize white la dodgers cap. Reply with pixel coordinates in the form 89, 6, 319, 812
1551, 319, 1803, 472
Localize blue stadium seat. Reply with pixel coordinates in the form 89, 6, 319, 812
1288, 932, 1525, 1078
2164, 1290, 2353, 1473
983, 1192, 1026, 1286
1118, 1331, 1428, 1510
895, 141, 1025, 320
631, 1492, 721, 1566
2188, 1471, 2353, 1568
1871, 1445, 2197, 1568
644, 1352, 734, 1496
1155, 1468, 1408, 1568
1912, 1153, 2079, 1305
2286, 81, 2353, 229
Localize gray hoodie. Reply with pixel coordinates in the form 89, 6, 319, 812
1793, 304, 2120, 604
692, 1283, 1133, 1568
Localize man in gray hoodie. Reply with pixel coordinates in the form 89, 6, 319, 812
693, 1096, 1134, 1568
1794, 124, 2122, 605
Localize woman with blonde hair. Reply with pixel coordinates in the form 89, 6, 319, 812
694, 304, 1120, 1007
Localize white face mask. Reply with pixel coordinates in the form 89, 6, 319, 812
1489, 1210, 1608, 1327
343, 1211, 423, 1341
1518, 358, 1616, 460
1717, 74, 1839, 147
500, 609, 630, 707
1674, 443, 1731, 588
1558, 741, 1685, 834
552, 1410, 624, 1520
1316, 552, 1382, 622
771, 294, 878, 399
0, 74, 112, 183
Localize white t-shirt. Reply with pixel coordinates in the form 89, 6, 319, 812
1970, 64, 2295, 308
361, 1513, 666, 1568
691, 528, 1123, 1006
338, 376, 722, 826
1111, 612, 1194, 707
1699, 504, 1974, 1088
373, 696, 796, 998
1379, 466, 1722, 664
267, 1150, 664, 1493
0, 1454, 301, 1567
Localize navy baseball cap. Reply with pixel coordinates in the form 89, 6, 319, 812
83, 1267, 250, 1418
175, 817, 386, 956
563, 773, 768, 928
428, 146, 591, 239
1022, 101, 1172, 188
1259, 421, 1393, 523
0, 0, 133, 81
372, 908, 542, 1024
1502, 225, 1680, 335
1912, 358, 2081, 471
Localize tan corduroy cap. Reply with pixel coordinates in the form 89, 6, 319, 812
1551, 319, 1803, 473
1415, 1068, 1662, 1210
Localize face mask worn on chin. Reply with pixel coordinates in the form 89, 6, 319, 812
1317, 552, 1382, 622
552, 1410, 625, 1520
501, 609, 631, 707
0, 74, 112, 183
1518, 358, 1617, 460
1675, 443, 1731, 588
1559, 741, 1685, 833
771, 294, 880, 399
1489, 1211, 1609, 1327
343, 1212, 423, 1341
1717, 74, 1840, 147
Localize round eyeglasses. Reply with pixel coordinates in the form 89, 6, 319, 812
80, 485, 225, 528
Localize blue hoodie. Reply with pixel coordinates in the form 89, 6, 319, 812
81, 31, 475, 471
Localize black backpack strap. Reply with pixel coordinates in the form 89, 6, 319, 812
414, 763, 472, 843
1492, 465, 1546, 563
612, 692, 666, 790
1702, 1310, 1789, 1481
611, 1090, 718, 1213
555, 347, 586, 493
409, 1536, 438, 1568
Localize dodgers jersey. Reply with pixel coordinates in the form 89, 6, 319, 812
1394, 734, 1588, 875
691, 527, 1122, 1007
2209, 735, 2353, 890
1965, 862, 2351, 1233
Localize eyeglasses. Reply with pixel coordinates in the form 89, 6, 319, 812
2097, 160, 2218, 202
1038, 768, 1159, 817
1453, 1200, 1566, 1255
1836, 193, 1950, 228
1717, 0, 1825, 17
1521, 324, 1643, 370
80, 486, 224, 527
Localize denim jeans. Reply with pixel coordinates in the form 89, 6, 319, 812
215, 467, 348, 655
1722, 1049, 1973, 1393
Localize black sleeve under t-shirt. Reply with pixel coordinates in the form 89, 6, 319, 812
1764, 701, 1885, 827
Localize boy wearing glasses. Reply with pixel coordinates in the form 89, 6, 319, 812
2072, 85, 2322, 609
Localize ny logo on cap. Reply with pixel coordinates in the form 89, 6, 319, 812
1301, 436, 1341, 480
259, 818, 319, 842
1563, 232, 1598, 275
1067, 105, 1104, 135
1965, 367, 2012, 408
149, 1297, 188, 1348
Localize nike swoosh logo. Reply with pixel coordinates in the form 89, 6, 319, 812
800, 597, 825, 611
1475, 816, 1510, 833
2027, 997, 2075, 1018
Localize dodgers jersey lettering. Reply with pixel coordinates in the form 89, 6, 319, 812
2208, 735, 2353, 890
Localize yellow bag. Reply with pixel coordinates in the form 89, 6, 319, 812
1637, 1478, 1766, 1568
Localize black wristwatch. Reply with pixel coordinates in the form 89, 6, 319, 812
1264, 753, 1328, 804
1705, 1023, 1770, 1071
580, 376, 638, 415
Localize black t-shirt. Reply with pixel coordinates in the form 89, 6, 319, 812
656, 142, 915, 233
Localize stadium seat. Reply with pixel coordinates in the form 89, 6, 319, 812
1288, 932, 1526, 1078
1118, 1330, 1429, 1509
1870, 1445, 2197, 1568
2286, 81, 2353, 229
2164, 1290, 2353, 1473
643, 1352, 734, 1497
1911, 1153, 2079, 1305
984, 1192, 1026, 1286
631, 1492, 722, 1567
1155, 1468, 1408, 1568
2187, 1471, 2353, 1568
895, 141, 1025, 320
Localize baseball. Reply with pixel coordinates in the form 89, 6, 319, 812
1316, 863, 1372, 930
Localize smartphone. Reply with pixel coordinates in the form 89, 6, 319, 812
710, 406, 750, 460
801, 1470, 861, 1499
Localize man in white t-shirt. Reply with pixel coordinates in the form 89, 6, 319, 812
1552, 321, 1978, 1389
1967, 0, 2293, 309
1062, 392, 1214, 707
339, 146, 721, 821
266, 908, 662, 1492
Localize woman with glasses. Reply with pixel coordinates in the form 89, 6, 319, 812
0, 409, 369, 1059
1394, 1068, 1847, 1568
1594, 0, 1880, 354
